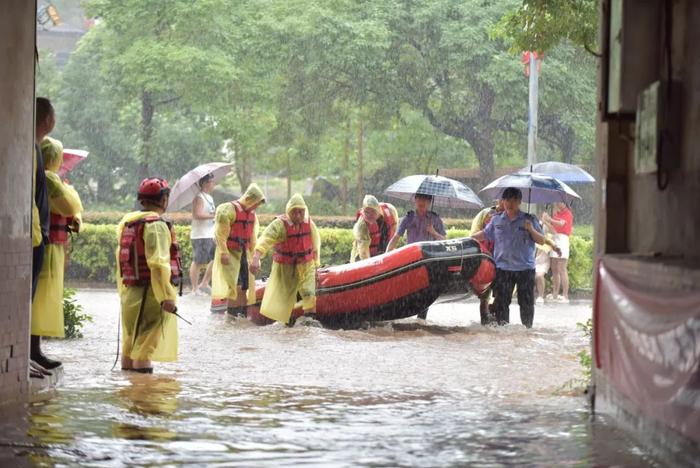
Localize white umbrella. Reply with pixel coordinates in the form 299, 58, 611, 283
167, 162, 233, 211
479, 172, 581, 204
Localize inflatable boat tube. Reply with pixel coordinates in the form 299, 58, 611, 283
246, 237, 495, 328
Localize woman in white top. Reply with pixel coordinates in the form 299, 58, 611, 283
190, 174, 217, 294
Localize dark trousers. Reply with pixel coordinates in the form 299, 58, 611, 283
32, 243, 45, 300
492, 268, 535, 328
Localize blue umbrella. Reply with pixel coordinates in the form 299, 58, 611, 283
480, 172, 581, 204
384, 174, 483, 209
519, 161, 595, 184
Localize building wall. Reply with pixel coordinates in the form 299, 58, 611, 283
0, 0, 36, 405
626, 1, 700, 260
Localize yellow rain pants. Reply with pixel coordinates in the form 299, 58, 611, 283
116, 211, 178, 362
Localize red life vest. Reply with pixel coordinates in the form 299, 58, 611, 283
227, 201, 255, 251
356, 203, 396, 257
48, 213, 68, 245
119, 215, 182, 287
272, 216, 315, 265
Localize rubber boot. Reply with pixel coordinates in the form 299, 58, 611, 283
30, 335, 62, 370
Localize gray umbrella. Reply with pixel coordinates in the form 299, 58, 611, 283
384, 174, 483, 209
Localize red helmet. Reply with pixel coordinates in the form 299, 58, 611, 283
137, 177, 170, 201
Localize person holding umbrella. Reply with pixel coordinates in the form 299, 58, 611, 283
471, 188, 561, 328
210, 183, 266, 315
189, 173, 217, 295
350, 195, 399, 262
250, 194, 321, 326
386, 194, 446, 251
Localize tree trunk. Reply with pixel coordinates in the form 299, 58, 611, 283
472, 132, 495, 187
139, 90, 155, 181
356, 119, 365, 208
340, 120, 351, 215
286, 149, 292, 200
233, 140, 252, 192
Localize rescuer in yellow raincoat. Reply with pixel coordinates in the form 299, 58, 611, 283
31, 137, 83, 357
350, 195, 399, 262
116, 178, 181, 373
250, 194, 321, 325
210, 183, 266, 315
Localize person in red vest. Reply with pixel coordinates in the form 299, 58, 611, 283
542, 202, 574, 304
116, 178, 182, 373
250, 194, 321, 326
210, 183, 266, 315
350, 194, 399, 262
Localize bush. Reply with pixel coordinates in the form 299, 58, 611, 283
81, 210, 473, 230
63, 288, 93, 338
66, 223, 595, 290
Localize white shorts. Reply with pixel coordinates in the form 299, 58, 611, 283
550, 233, 570, 259
535, 250, 550, 275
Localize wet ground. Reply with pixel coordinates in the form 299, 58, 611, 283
0, 290, 664, 467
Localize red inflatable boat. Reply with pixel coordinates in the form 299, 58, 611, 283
245, 237, 495, 328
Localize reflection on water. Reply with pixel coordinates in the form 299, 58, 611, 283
0, 290, 664, 466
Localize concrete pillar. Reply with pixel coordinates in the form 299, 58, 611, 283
0, 0, 36, 405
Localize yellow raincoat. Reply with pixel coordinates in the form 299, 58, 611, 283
31, 137, 83, 337
350, 195, 399, 262
116, 211, 178, 362
211, 184, 265, 309
255, 194, 321, 324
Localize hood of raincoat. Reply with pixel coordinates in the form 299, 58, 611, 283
239, 183, 265, 209
362, 195, 381, 216
285, 193, 309, 220
40, 136, 64, 173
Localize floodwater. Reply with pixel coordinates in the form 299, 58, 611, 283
1, 290, 662, 467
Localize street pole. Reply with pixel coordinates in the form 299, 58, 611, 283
527, 52, 539, 169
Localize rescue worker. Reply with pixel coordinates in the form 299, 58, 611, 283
386, 193, 446, 252
350, 195, 399, 262
30, 137, 83, 368
470, 199, 504, 325
250, 194, 321, 326
116, 178, 182, 373
210, 183, 266, 315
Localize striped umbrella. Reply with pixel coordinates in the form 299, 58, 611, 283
384, 174, 483, 209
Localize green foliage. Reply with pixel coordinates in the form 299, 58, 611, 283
66, 223, 594, 289
568, 235, 594, 291
63, 288, 93, 339
38, 0, 597, 213
494, 0, 599, 54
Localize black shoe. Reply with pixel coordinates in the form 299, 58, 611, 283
32, 353, 62, 370
132, 367, 154, 374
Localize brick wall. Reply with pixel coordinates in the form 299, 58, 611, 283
0, 0, 36, 405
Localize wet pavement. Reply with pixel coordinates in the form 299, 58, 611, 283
0, 290, 664, 467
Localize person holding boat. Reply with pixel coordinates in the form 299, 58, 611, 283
470, 199, 504, 325
250, 194, 321, 326
210, 183, 266, 315
350, 195, 399, 262
116, 178, 182, 373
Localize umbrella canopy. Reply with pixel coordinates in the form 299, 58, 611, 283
519, 161, 595, 184
384, 174, 483, 209
168, 162, 233, 211
57, 149, 89, 178
479, 172, 581, 204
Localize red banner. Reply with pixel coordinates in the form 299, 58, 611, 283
595, 257, 700, 443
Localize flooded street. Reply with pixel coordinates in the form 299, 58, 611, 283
1, 290, 660, 466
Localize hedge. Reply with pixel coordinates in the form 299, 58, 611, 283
81, 211, 473, 230
66, 224, 594, 290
